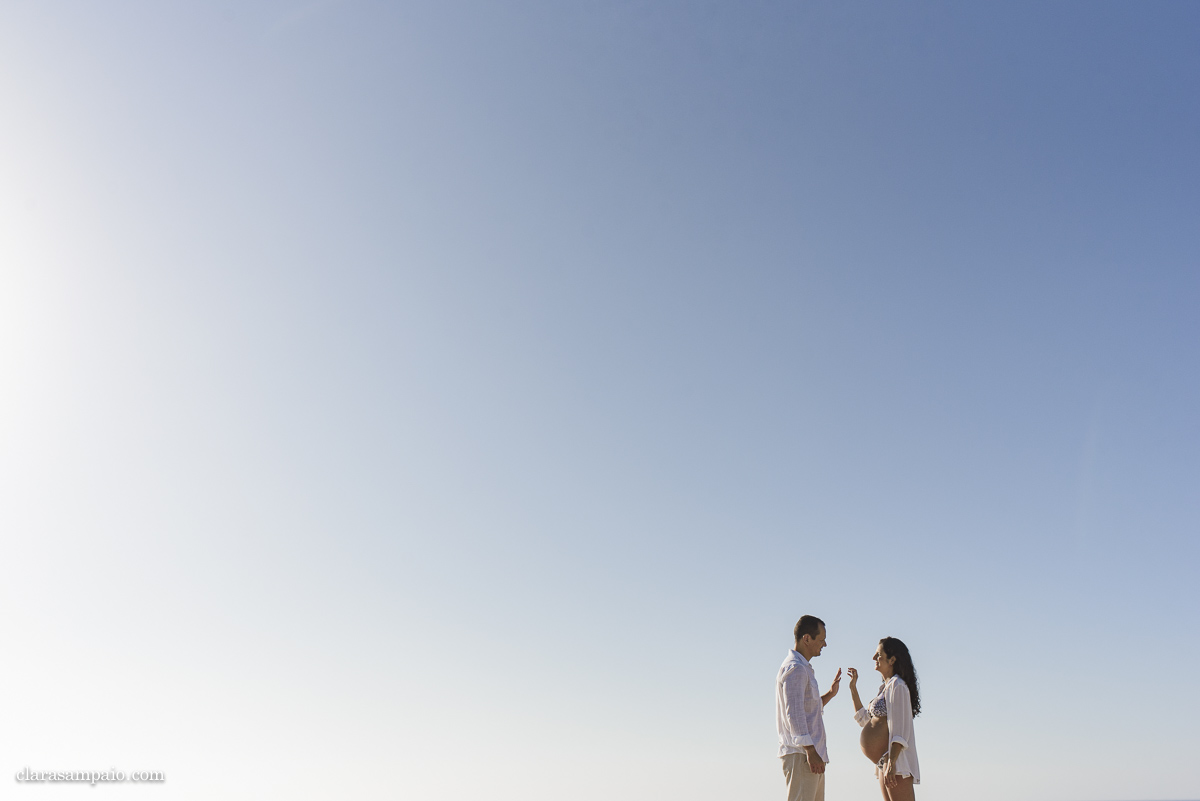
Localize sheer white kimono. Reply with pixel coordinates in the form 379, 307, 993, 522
853, 675, 920, 784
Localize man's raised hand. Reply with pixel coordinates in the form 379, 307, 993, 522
821, 668, 842, 705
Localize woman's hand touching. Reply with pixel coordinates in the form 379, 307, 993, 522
847, 667, 858, 690
883, 755, 899, 788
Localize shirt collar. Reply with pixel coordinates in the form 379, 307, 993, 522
789, 649, 812, 668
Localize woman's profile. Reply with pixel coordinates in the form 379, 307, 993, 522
848, 637, 921, 801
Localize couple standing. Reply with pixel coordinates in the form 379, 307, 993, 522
775, 615, 922, 801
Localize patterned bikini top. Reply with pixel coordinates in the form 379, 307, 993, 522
867, 689, 887, 718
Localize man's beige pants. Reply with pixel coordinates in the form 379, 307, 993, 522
781, 752, 825, 801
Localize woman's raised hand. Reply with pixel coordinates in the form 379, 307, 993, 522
847, 667, 858, 688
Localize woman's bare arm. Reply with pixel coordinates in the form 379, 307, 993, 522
847, 667, 863, 712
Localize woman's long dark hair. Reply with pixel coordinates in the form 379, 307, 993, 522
880, 637, 920, 717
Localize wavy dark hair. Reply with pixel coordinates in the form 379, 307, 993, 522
879, 637, 921, 717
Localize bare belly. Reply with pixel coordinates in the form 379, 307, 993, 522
860, 717, 889, 763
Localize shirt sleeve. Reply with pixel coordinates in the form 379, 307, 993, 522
853, 705, 870, 727
782, 667, 814, 747
885, 678, 914, 750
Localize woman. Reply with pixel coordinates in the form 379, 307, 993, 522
848, 637, 921, 801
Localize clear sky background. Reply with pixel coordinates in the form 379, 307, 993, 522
1, 2, 1197, 800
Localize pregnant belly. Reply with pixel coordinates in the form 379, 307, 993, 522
860, 717, 889, 763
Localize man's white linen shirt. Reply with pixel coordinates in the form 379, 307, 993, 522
775, 650, 828, 761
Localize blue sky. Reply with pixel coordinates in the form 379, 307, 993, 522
1, 2, 1197, 799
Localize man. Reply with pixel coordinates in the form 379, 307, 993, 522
776, 615, 841, 801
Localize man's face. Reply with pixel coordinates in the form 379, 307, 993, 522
799, 624, 827, 657
810, 624, 827, 656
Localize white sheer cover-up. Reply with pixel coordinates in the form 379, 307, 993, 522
853, 676, 920, 784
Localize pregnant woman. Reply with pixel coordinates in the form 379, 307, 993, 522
848, 637, 921, 801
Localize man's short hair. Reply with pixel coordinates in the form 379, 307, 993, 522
794, 615, 825, 643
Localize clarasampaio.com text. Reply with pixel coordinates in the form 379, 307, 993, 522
15, 767, 164, 784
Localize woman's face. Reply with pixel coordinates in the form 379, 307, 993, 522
872, 644, 896, 679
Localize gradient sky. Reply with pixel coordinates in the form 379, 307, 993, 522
1, 3, 1198, 800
